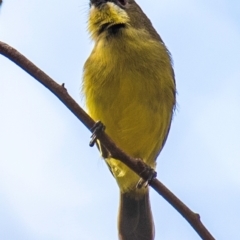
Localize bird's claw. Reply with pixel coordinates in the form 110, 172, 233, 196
89, 121, 105, 147
136, 166, 157, 189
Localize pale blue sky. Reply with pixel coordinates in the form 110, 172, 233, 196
0, 0, 240, 239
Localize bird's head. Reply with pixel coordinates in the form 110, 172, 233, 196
88, 0, 160, 41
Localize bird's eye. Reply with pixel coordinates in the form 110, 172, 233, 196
118, 0, 127, 6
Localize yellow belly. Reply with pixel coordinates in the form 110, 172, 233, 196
83, 29, 175, 195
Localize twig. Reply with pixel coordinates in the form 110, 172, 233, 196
0, 41, 215, 240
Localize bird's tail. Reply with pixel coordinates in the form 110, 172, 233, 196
118, 190, 155, 240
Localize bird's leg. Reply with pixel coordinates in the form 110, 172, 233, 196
136, 162, 157, 189
89, 121, 106, 147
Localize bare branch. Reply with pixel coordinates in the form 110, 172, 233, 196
0, 41, 215, 240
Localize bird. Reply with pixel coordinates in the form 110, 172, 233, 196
82, 0, 176, 239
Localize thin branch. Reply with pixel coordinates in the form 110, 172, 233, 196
0, 41, 215, 240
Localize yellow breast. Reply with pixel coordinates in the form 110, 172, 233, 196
83, 27, 175, 194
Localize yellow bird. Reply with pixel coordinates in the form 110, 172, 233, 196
82, 0, 176, 239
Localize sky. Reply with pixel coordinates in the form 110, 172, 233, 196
0, 0, 240, 239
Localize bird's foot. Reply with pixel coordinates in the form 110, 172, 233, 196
89, 121, 105, 147
136, 164, 157, 189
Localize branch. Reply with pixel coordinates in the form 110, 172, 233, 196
0, 41, 215, 240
